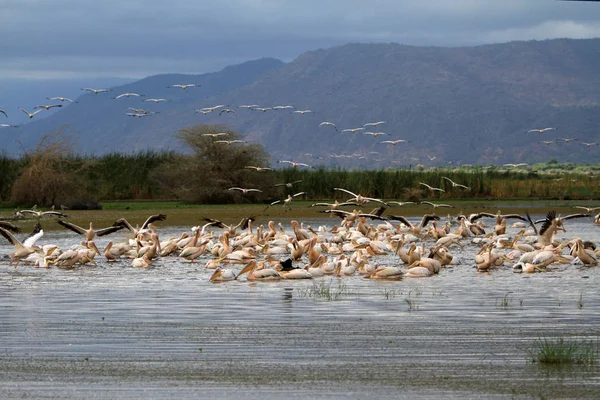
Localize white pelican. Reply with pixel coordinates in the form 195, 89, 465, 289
214, 140, 246, 145
364, 265, 403, 280
265, 192, 307, 211
442, 177, 470, 190
572, 206, 600, 212
228, 187, 262, 194
209, 267, 238, 282
34, 104, 63, 110
273, 105, 295, 110
292, 109, 312, 114
388, 214, 440, 238
364, 121, 386, 127
319, 121, 338, 132
421, 201, 454, 209
334, 188, 387, 206
238, 260, 281, 281
219, 108, 235, 115
131, 255, 152, 268
167, 84, 200, 89
19, 108, 43, 119
581, 142, 598, 147
245, 166, 273, 171
47, 96, 76, 103
202, 132, 228, 138
558, 138, 578, 143
239, 104, 259, 109
535, 210, 589, 246
145, 98, 168, 103
81, 88, 111, 94
113, 92, 144, 99
0, 123, 18, 128
527, 127, 554, 134
274, 179, 303, 188
503, 163, 528, 168
57, 219, 126, 243
341, 127, 364, 133
19, 209, 68, 220
277, 160, 311, 169
363, 131, 386, 137
419, 182, 445, 192
538, 140, 555, 145
380, 139, 409, 145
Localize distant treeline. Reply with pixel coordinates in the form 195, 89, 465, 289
1, 128, 598, 207
1, 152, 598, 207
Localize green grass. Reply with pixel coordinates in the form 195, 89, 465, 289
527, 337, 599, 365
299, 280, 348, 301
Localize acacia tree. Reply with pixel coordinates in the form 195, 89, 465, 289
11, 131, 86, 206
156, 124, 274, 203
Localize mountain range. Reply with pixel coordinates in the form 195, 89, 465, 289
4, 38, 600, 166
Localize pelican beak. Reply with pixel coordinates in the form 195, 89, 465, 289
209, 269, 222, 282
238, 261, 255, 277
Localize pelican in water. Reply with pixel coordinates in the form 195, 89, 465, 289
115, 214, 167, 238
535, 210, 589, 246
388, 214, 440, 238
0, 225, 43, 268
209, 266, 239, 282
238, 260, 281, 281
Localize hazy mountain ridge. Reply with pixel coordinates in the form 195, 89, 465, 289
8, 39, 600, 165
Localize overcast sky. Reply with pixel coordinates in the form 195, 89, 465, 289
1, 0, 600, 80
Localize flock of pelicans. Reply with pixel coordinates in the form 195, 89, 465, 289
0, 198, 599, 281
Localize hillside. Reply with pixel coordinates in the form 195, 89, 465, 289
9, 39, 600, 165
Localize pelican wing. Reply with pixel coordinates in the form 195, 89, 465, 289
141, 214, 167, 230
388, 215, 411, 227
56, 219, 87, 235
95, 224, 126, 237
420, 214, 441, 228
0, 221, 21, 233
562, 213, 590, 221
0, 227, 24, 249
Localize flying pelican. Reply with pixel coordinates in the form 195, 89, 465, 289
334, 187, 386, 206
581, 142, 598, 147
273, 105, 295, 110
201, 105, 225, 112
538, 140, 555, 145
34, 104, 63, 110
47, 96, 76, 103
292, 109, 312, 114
113, 92, 144, 99
57, 219, 126, 243
527, 127, 555, 134
202, 132, 228, 138
168, 84, 200, 89
253, 107, 272, 112
421, 201, 454, 209
114, 214, 167, 237
419, 182, 445, 192
341, 127, 364, 133
239, 104, 260, 109
380, 139, 409, 145
245, 166, 273, 171
228, 187, 262, 194
364, 121, 386, 127
214, 140, 246, 145
145, 98, 168, 103
319, 121, 338, 132
19, 209, 68, 220
19, 108, 44, 119
274, 179, 303, 188
387, 201, 415, 207
82, 88, 111, 94
363, 131, 386, 136
265, 192, 306, 211
442, 177, 470, 190
277, 160, 311, 168
503, 163, 528, 168
0, 124, 18, 128
0, 109, 7, 117
558, 138, 578, 143
572, 206, 600, 212
219, 108, 235, 115
0, 226, 41, 268
125, 112, 150, 118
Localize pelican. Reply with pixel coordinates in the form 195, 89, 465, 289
388, 214, 440, 237
273, 105, 295, 110
34, 104, 63, 110
145, 98, 168, 103
558, 138, 578, 143
292, 109, 312, 114
238, 260, 281, 281
581, 142, 598, 147
503, 163, 528, 168
266, 192, 307, 211
441, 177, 470, 190
214, 140, 246, 145
114, 214, 167, 237
245, 166, 273, 171
19, 209, 68, 220
202, 132, 228, 138
342, 127, 365, 133
421, 201, 454, 209
419, 182, 445, 192
380, 139, 409, 145
535, 210, 589, 246
47, 96, 76, 103
527, 127, 555, 134
209, 266, 238, 282
219, 108, 235, 115
239, 104, 260, 109
319, 121, 338, 132
167, 84, 200, 89
538, 140, 555, 145
113, 92, 144, 99
334, 187, 386, 206
0, 226, 42, 268
57, 219, 126, 243
228, 187, 262, 194
363, 131, 386, 136
0, 109, 7, 117
274, 179, 303, 188
19, 108, 43, 119
364, 121, 386, 127
277, 160, 311, 169
81, 88, 111, 94
573, 206, 600, 212
0, 123, 18, 128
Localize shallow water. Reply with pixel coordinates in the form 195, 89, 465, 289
0, 216, 599, 399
